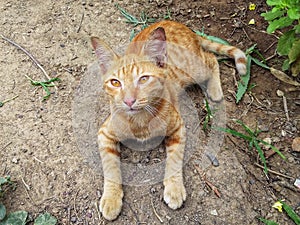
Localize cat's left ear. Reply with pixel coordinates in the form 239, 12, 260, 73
91, 37, 119, 75
144, 27, 167, 68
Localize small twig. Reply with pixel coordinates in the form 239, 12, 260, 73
74, 189, 80, 219
150, 198, 163, 223
1, 35, 57, 90
265, 52, 277, 62
77, 11, 85, 33
194, 164, 221, 197
254, 163, 294, 179
282, 95, 290, 121
21, 177, 30, 191
242, 27, 251, 41
33, 156, 44, 163
94, 202, 102, 220
264, 41, 277, 53
123, 200, 140, 223
1, 141, 12, 151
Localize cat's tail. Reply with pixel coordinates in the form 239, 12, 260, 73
199, 38, 247, 75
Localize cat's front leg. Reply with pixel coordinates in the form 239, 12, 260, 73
98, 126, 123, 221
163, 121, 186, 209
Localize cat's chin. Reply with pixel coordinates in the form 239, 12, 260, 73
125, 108, 142, 115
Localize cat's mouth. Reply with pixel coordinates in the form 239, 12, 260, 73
126, 107, 142, 114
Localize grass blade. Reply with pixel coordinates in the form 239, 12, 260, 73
236, 55, 252, 103
214, 126, 252, 141
259, 218, 279, 225
251, 57, 270, 70
258, 140, 286, 160
234, 119, 256, 136
280, 201, 300, 225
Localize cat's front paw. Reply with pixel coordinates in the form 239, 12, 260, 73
163, 181, 186, 209
100, 192, 123, 221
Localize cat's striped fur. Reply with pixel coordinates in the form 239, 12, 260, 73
91, 20, 246, 221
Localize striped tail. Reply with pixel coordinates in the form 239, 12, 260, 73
200, 38, 247, 75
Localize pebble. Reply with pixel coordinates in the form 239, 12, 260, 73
71, 216, 77, 223
292, 137, 300, 152
210, 209, 218, 216
287, 156, 295, 163
12, 157, 19, 164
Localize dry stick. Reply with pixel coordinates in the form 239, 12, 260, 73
282, 95, 290, 121
73, 189, 80, 219
94, 202, 102, 221
150, 198, 163, 223
1, 141, 12, 151
0, 35, 57, 90
264, 41, 277, 53
21, 177, 30, 191
254, 163, 294, 179
77, 11, 85, 33
194, 164, 221, 198
242, 27, 251, 41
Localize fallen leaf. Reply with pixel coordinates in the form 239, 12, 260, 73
270, 67, 300, 86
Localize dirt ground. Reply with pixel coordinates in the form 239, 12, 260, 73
1, 0, 299, 224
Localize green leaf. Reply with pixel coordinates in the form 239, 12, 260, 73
213, 126, 252, 141
280, 201, 300, 224
0, 204, 6, 220
291, 56, 300, 76
34, 213, 57, 225
245, 44, 257, 55
258, 139, 286, 159
259, 217, 279, 225
282, 59, 290, 71
234, 120, 255, 136
295, 24, 300, 34
261, 10, 284, 21
194, 30, 230, 45
266, 17, 294, 33
288, 39, 300, 64
277, 30, 296, 56
251, 57, 270, 70
266, 0, 281, 6
236, 55, 251, 103
287, 8, 300, 19
0, 211, 28, 225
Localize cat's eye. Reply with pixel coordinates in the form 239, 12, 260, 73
138, 76, 150, 84
110, 79, 121, 87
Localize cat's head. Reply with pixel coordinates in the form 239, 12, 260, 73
91, 27, 167, 116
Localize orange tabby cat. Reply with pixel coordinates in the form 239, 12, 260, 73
91, 20, 246, 220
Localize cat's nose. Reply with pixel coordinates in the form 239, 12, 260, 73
124, 98, 136, 107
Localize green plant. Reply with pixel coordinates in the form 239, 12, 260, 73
261, 0, 300, 75
115, 4, 171, 40
260, 200, 300, 225
215, 120, 286, 174
235, 44, 270, 103
0, 176, 57, 225
24, 75, 60, 100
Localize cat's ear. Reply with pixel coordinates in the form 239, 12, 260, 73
91, 37, 118, 74
144, 27, 167, 68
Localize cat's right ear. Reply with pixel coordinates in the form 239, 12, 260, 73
91, 37, 118, 75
